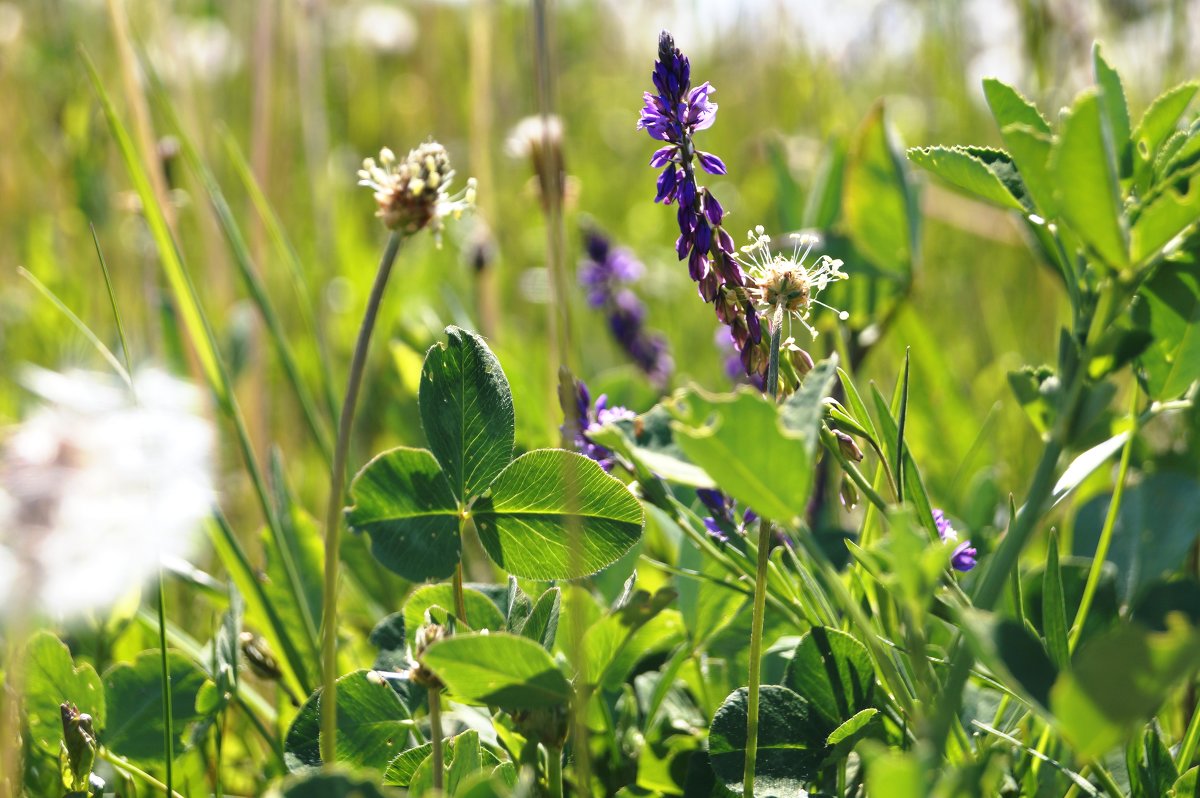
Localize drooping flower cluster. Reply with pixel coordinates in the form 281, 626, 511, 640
579, 228, 673, 388
696, 488, 757, 544
0, 368, 214, 620
357, 141, 475, 240
637, 31, 762, 376
558, 373, 635, 472
933, 508, 977, 572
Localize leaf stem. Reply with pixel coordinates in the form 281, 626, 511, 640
744, 315, 783, 798
98, 749, 187, 798
429, 686, 445, 791
320, 231, 403, 766
157, 570, 175, 794
547, 745, 564, 798
453, 561, 469, 625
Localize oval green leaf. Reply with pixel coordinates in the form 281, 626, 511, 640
472, 450, 644, 580
419, 326, 514, 503
102, 650, 207, 762
403, 583, 506, 635
346, 446, 461, 582
708, 686, 823, 797
421, 632, 572, 710
21, 632, 106, 755
783, 627, 876, 735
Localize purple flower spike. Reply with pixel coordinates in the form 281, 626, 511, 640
933, 508, 977, 573
578, 228, 673, 388
638, 31, 764, 380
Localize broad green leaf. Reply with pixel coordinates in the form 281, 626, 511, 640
1002, 124, 1058, 218
419, 326, 514, 502
284, 688, 322, 773
596, 609, 685, 691
1044, 532, 1070, 670
1132, 168, 1200, 263
670, 387, 816, 524
403, 583, 506, 635
1074, 473, 1200, 604
333, 670, 414, 771
1132, 579, 1200, 632
983, 78, 1051, 134
102, 650, 207, 761
422, 632, 572, 709
1170, 766, 1199, 796
472, 449, 644, 580
907, 146, 1026, 210
779, 357, 838, 457
959, 609, 1057, 712
384, 743, 433, 786
346, 446, 461, 582
802, 138, 846, 230
1052, 91, 1129, 269
1052, 621, 1200, 758
708, 686, 823, 797
782, 627, 875, 734
827, 708, 879, 746
1136, 261, 1200, 399
266, 770, 393, 798
1093, 44, 1132, 179
21, 632, 106, 755
844, 101, 917, 274
447, 730, 482, 796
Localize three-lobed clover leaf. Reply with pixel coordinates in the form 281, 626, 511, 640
346, 326, 644, 583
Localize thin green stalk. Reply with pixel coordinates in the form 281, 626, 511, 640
157, 571, 175, 794
453, 561, 468, 624
744, 315, 782, 798
547, 745, 564, 798
320, 232, 403, 766
429, 686, 445, 791
92, 224, 134, 375
1068, 390, 1139, 652
98, 749, 187, 798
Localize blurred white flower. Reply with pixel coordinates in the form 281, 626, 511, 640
0, 367, 215, 620
147, 16, 243, 86
332, 3, 417, 54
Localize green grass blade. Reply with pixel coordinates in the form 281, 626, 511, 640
1042, 530, 1070, 670
90, 224, 134, 376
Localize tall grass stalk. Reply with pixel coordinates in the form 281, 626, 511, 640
156, 572, 175, 794
320, 231, 403, 766
744, 310, 783, 798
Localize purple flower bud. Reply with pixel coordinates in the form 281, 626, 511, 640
697, 150, 727, 175
649, 146, 675, 168
933, 509, 977, 572
835, 430, 864, 462
655, 166, 678, 203
704, 192, 724, 226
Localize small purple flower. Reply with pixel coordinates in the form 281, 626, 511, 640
696, 488, 756, 545
638, 31, 763, 380
933, 508, 977, 572
579, 228, 673, 388
557, 373, 635, 472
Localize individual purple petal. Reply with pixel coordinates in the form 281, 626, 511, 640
655, 166, 678, 203
697, 150, 727, 175
649, 146, 675, 168
675, 233, 690, 260
952, 542, 978, 572
693, 220, 712, 254
704, 192, 724, 226
688, 248, 709, 281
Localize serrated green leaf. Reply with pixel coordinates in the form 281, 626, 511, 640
1132, 168, 1200, 264
670, 387, 816, 524
403, 583, 506, 635
472, 449, 643, 580
907, 146, 1026, 210
21, 633, 106, 756
102, 650, 206, 762
420, 326, 514, 503
422, 633, 572, 709
1133, 82, 1198, 184
520, 587, 561, 650
1052, 91, 1129, 269
783, 627, 876, 735
708, 686, 823, 797
1093, 44, 1132, 178
983, 77, 1051, 134
1136, 261, 1200, 399
384, 743, 433, 786
346, 446, 461, 582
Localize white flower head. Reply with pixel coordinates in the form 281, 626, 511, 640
357, 141, 475, 243
0, 367, 215, 621
740, 226, 849, 339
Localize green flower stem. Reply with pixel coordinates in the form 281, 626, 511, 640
743, 314, 783, 798
98, 749, 187, 798
157, 570, 175, 795
320, 231, 403, 766
429, 686, 445, 791
1068, 389, 1139, 652
547, 745, 564, 798
453, 561, 469, 625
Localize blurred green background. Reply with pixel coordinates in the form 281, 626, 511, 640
0, 0, 1195, 535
